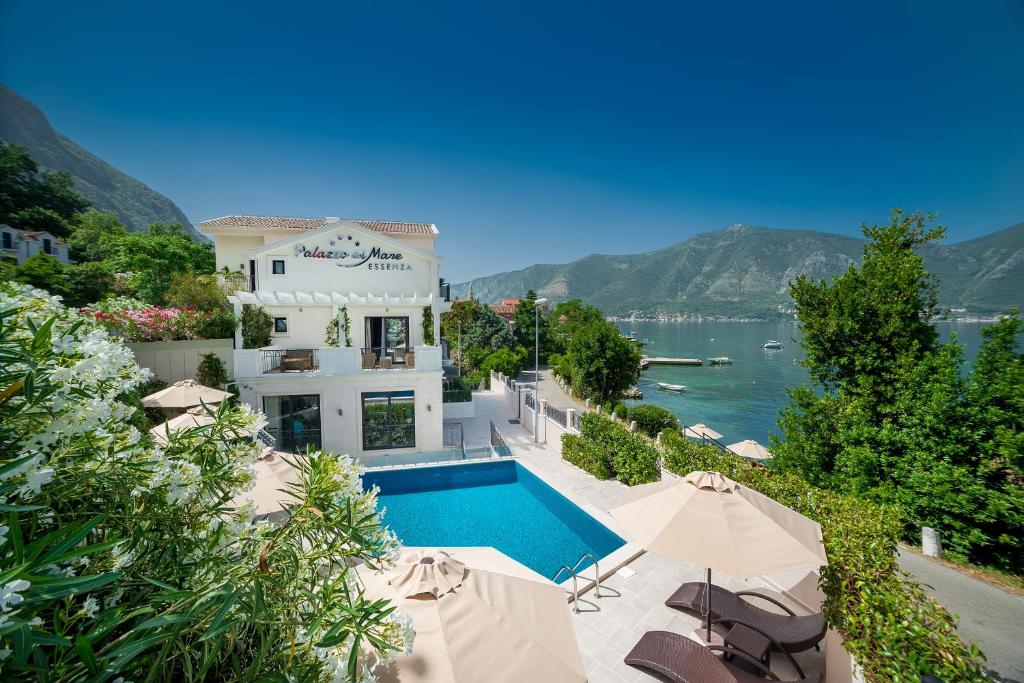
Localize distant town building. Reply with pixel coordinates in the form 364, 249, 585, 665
0, 225, 70, 265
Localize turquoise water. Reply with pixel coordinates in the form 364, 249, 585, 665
616, 321, 993, 446
362, 460, 625, 580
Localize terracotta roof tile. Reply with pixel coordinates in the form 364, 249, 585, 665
199, 215, 435, 236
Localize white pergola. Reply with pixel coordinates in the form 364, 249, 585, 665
231, 290, 439, 307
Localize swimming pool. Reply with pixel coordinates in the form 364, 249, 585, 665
363, 460, 625, 580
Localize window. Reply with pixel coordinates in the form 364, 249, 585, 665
263, 394, 321, 453
1, 232, 11, 250
43, 238, 52, 254
273, 317, 289, 334
362, 390, 415, 450
271, 259, 286, 275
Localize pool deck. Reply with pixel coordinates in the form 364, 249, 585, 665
446, 389, 826, 683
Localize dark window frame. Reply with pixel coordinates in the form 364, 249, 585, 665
43, 238, 52, 254
271, 259, 286, 275
273, 317, 289, 333
361, 390, 416, 450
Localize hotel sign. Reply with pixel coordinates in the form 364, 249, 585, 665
293, 234, 412, 271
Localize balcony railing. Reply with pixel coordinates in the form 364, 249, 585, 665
266, 427, 322, 454
439, 280, 451, 302
442, 377, 473, 403
360, 346, 414, 369
261, 348, 319, 374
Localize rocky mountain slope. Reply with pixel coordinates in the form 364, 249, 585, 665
0, 84, 199, 236
454, 223, 1023, 318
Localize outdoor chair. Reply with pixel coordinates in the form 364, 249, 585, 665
281, 350, 313, 372
361, 352, 377, 369
666, 582, 826, 678
404, 350, 415, 368
625, 631, 821, 683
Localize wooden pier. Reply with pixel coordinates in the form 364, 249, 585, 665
641, 356, 703, 367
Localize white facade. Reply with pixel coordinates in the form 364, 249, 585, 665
199, 215, 453, 462
0, 225, 70, 265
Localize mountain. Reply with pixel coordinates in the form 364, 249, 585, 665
454, 223, 1024, 319
0, 84, 199, 237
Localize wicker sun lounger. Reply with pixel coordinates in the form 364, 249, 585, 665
666, 583, 827, 656
624, 631, 821, 683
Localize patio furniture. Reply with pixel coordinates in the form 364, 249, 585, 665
281, 350, 313, 372
666, 583, 827, 656
724, 623, 771, 671
361, 352, 377, 369
404, 350, 415, 368
380, 356, 392, 369
624, 631, 821, 683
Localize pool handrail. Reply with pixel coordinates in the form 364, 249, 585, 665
552, 565, 581, 612
571, 552, 602, 598
553, 552, 602, 612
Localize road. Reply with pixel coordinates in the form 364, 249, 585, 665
516, 367, 586, 411
898, 548, 1024, 682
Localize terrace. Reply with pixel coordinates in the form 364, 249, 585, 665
234, 344, 443, 378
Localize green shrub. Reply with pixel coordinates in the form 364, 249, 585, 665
562, 433, 614, 479
422, 305, 435, 345
659, 428, 988, 682
577, 412, 660, 486
197, 352, 230, 388
627, 404, 679, 437
613, 403, 628, 420
324, 306, 352, 347
240, 304, 272, 348
479, 346, 529, 379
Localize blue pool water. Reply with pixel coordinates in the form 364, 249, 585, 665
363, 461, 625, 580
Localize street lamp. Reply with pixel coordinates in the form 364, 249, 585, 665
533, 297, 548, 443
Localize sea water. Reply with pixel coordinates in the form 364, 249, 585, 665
616, 320, 993, 446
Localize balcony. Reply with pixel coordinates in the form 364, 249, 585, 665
234, 345, 443, 378
439, 279, 451, 302
261, 348, 319, 373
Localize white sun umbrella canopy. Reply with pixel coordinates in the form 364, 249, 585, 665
142, 379, 232, 409
149, 406, 219, 445
727, 439, 772, 461
229, 451, 301, 516
361, 548, 587, 683
610, 471, 826, 641
683, 423, 723, 440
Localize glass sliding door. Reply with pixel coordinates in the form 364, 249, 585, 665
263, 394, 322, 453
363, 316, 410, 365
361, 390, 415, 450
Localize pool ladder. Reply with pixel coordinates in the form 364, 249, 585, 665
553, 553, 602, 613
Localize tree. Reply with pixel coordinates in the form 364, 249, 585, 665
548, 299, 604, 354
561, 320, 642, 402
422, 305, 435, 345
478, 346, 530, 379
196, 352, 230, 388
64, 260, 116, 307
67, 209, 128, 262
461, 303, 515, 352
512, 290, 553, 361
106, 224, 216, 303
14, 252, 69, 298
772, 210, 1024, 569
241, 304, 273, 348
165, 271, 230, 312
0, 142, 90, 236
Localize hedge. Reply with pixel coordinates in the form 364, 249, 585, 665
659, 429, 988, 682
626, 403, 680, 437
569, 412, 660, 486
561, 433, 614, 479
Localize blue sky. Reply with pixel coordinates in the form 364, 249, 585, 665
1, 0, 1022, 281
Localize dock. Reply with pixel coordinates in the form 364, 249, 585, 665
642, 357, 703, 367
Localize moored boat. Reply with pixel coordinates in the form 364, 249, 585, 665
761, 340, 783, 350
657, 382, 686, 393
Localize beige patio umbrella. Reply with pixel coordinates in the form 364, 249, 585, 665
361, 547, 587, 683
229, 451, 301, 516
149, 406, 218, 444
142, 379, 232, 410
609, 470, 826, 642
727, 439, 772, 461
683, 423, 723, 440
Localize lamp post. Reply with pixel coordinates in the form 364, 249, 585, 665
533, 298, 548, 443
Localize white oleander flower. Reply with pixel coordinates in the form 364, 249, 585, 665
80, 595, 99, 619
0, 579, 30, 613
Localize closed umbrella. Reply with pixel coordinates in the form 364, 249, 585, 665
727, 439, 772, 461
361, 547, 586, 683
143, 379, 232, 409
683, 423, 723, 441
610, 470, 826, 642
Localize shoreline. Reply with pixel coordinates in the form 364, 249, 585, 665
608, 317, 1005, 324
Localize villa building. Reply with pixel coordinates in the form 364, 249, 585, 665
199, 215, 452, 462
0, 225, 70, 264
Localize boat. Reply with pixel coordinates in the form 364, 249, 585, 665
761, 340, 783, 350
708, 357, 732, 365
657, 382, 687, 393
